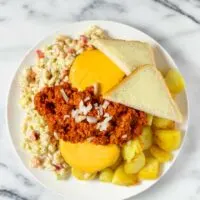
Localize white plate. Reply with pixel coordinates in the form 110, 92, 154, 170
6, 20, 189, 200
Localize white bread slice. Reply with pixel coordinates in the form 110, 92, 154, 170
104, 65, 183, 123
92, 39, 155, 75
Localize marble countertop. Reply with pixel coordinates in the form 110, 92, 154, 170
0, 0, 200, 199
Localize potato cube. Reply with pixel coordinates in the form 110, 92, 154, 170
139, 126, 153, 150
152, 117, 174, 129
165, 69, 185, 94
111, 155, 122, 170
124, 152, 146, 174
72, 168, 96, 180
138, 157, 160, 180
154, 130, 181, 151
99, 168, 114, 182
112, 165, 138, 186
150, 145, 173, 163
122, 139, 143, 162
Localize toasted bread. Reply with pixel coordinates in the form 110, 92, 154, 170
92, 39, 155, 75
104, 65, 183, 123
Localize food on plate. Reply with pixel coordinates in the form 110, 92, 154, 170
165, 69, 185, 94
154, 130, 181, 151
152, 117, 175, 129
112, 165, 138, 186
60, 141, 120, 173
139, 126, 153, 150
104, 65, 183, 123
19, 26, 107, 179
138, 157, 160, 180
124, 152, 146, 174
122, 139, 143, 162
92, 39, 155, 75
72, 168, 96, 180
150, 145, 173, 163
99, 168, 114, 182
34, 83, 146, 145
69, 49, 125, 94
19, 25, 185, 186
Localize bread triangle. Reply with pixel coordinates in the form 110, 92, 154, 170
104, 65, 183, 123
92, 39, 155, 75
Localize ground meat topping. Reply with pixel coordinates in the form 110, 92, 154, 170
34, 83, 147, 146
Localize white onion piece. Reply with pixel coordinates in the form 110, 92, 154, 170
86, 116, 98, 124
60, 89, 69, 103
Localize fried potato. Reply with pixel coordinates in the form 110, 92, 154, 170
99, 168, 114, 182
138, 157, 160, 180
165, 69, 185, 94
124, 152, 146, 174
122, 139, 143, 162
150, 145, 173, 163
139, 126, 153, 150
111, 155, 123, 170
152, 117, 174, 129
72, 168, 96, 180
154, 130, 181, 151
112, 165, 138, 186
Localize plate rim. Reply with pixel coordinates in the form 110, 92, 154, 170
6, 20, 190, 199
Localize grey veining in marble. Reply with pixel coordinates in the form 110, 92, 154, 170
0, 0, 200, 200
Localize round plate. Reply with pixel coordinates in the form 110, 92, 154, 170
6, 20, 189, 200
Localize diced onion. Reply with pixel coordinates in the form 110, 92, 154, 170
102, 101, 109, 109
104, 113, 110, 118
97, 105, 103, 117
71, 109, 79, 118
94, 103, 98, 108
122, 134, 127, 139
86, 136, 95, 142
60, 89, 69, 103
96, 115, 112, 131
86, 116, 98, 124
79, 100, 92, 115
84, 96, 90, 102
63, 115, 70, 120
84, 104, 92, 115
75, 115, 86, 123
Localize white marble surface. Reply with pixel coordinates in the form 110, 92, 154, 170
0, 0, 200, 199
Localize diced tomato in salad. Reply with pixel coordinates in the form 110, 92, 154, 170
68, 48, 76, 54
36, 50, 45, 58
80, 35, 88, 44
54, 164, 62, 171
29, 131, 39, 141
